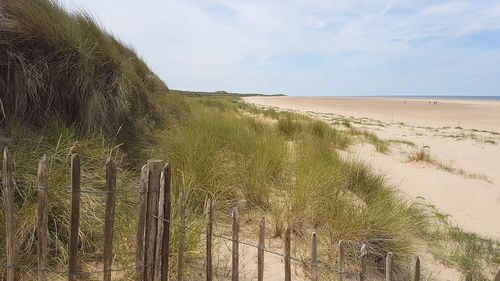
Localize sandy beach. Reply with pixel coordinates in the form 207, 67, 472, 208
245, 96, 500, 132
245, 96, 500, 241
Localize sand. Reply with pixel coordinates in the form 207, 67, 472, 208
244, 96, 500, 241
245, 96, 500, 132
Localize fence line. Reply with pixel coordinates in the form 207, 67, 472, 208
1, 147, 499, 281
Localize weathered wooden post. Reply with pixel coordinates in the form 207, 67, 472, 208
103, 159, 117, 281
359, 244, 367, 281
3, 148, 15, 281
311, 232, 318, 281
465, 271, 472, 281
144, 160, 163, 281
411, 256, 420, 281
177, 192, 186, 281
386, 252, 393, 281
69, 154, 81, 281
37, 155, 49, 281
206, 198, 213, 281
284, 226, 291, 281
494, 269, 500, 281
160, 163, 171, 281
136, 165, 149, 280
154, 169, 167, 281
257, 216, 265, 281
232, 207, 239, 281
338, 241, 345, 281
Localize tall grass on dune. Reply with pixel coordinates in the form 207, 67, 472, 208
153, 97, 429, 278
0, 121, 138, 271
0, 0, 166, 135
159, 101, 289, 209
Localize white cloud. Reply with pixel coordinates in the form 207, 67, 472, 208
61, 0, 500, 95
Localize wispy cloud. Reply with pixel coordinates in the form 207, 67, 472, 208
62, 0, 500, 95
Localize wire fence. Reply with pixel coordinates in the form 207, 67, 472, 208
1, 148, 489, 281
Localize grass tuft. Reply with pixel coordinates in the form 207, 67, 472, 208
349, 128, 390, 153
407, 147, 433, 162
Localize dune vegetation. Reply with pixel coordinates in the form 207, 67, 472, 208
2, 0, 496, 280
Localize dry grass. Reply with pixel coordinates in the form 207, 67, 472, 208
407, 147, 433, 162
407, 147, 491, 182
349, 128, 390, 153
0, 0, 166, 135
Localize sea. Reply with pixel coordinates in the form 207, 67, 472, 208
350, 96, 500, 101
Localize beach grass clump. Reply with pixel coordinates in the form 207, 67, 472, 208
303, 119, 352, 150
407, 147, 433, 162
0, 0, 165, 136
263, 108, 280, 119
283, 129, 428, 272
349, 128, 390, 153
387, 139, 416, 147
157, 101, 288, 208
407, 147, 492, 182
277, 114, 303, 138
426, 212, 500, 281
342, 120, 352, 128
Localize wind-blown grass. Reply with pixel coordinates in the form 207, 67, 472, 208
349, 128, 390, 153
0, 121, 138, 270
0, 0, 166, 135
153, 97, 428, 277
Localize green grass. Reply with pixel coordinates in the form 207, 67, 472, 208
349, 128, 390, 153
426, 208, 500, 281
407, 147, 433, 162
277, 114, 303, 138
407, 147, 491, 182
387, 139, 416, 147
154, 97, 429, 276
0, 121, 138, 270
0, 0, 166, 136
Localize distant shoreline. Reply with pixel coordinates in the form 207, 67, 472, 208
287, 95, 500, 101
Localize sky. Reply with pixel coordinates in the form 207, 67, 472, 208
61, 0, 500, 96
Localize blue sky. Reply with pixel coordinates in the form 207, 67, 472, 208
62, 0, 500, 96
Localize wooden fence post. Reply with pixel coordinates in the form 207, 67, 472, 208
160, 163, 171, 281
338, 241, 345, 281
311, 232, 318, 281
257, 216, 265, 281
386, 252, 393, 281
136, 165, 149, 280
177, 192, 186, 281
232, 207, 239, 281
37, 155, 49, 281
103, 159, 117, 281
494, 269, 500, 281
359, 244, 367, 281
206, 198, 213, 281
465, 271, 472, 281
3, 148, 15, 281
154, 169, 167, 281
284, 226, 291, 281
144, 160, 163, 281
411, 256, 420, 281
69, 154, 81, 281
